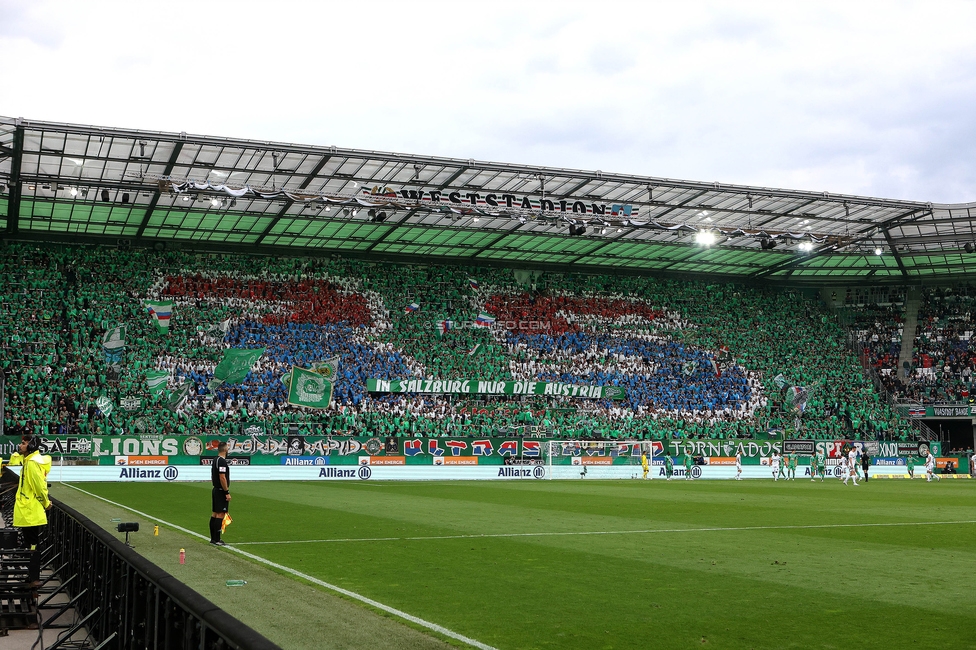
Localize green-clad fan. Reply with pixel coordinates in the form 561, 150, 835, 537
683, 453, 695, 480
665, 454, 674, 481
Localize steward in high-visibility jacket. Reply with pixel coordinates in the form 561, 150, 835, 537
8, 450, 52, 527
5, 436, 52, 585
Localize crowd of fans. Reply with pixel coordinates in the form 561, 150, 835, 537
847, 285, 975, 404
0, 242, 909, 442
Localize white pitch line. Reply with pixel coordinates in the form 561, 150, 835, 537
62, 484, 497, 650
231, 518, 976, 546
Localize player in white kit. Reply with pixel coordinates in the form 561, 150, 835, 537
847, 448, 859, 485
770, 452, 781, 481
735, 452, 742, 480
925, 452, 940, 482
843, 450, 859, 485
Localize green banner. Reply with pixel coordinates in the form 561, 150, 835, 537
214, 348, 265, 384
287, 367, 334, 409
367, 378, 625, 399
900, 404, 974, 418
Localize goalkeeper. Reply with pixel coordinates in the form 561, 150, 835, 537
641, 452, 649, 480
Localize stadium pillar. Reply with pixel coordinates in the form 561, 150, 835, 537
5, 123, 24, 235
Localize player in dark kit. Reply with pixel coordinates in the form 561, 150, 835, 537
209, 442, 231, 546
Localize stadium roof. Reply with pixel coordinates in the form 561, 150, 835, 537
1, 115, 974, 283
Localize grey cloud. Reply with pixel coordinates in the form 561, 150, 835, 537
0, 0, 65, 48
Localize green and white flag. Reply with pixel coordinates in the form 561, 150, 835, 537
309, 356, 340, 381
202, 318, 232, 335
145, 300, 173, 334
287, 366, 334, 409
146, 370, 169, 396
280, 372, 292, 390
95, 395, 113, 416
213, 348, 266, 384
101, 325, 126, 365
681, 361, 698, 376
468, 343, 482, 356
166, 381, 192, 412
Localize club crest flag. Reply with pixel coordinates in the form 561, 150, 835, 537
101, 325, 126, 365
287, 366, 334, 409
309, 356, 340, 380
145, 300, 173, 334
213, 348, 266, 385
95, 395, 113, 416
145, 370, 169, 395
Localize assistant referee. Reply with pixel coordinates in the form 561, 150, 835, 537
209, 442, 231, 546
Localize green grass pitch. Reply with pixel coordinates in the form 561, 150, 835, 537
59, 479, 976, 649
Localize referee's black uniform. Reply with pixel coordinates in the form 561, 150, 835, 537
209, 456, 230, 544
861, 452, 870, 482
212, 456, 230, 512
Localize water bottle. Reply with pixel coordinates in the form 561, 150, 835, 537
179, 548, 185, 565
225, 580, 246, 587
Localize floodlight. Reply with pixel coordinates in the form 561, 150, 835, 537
351, 209, 359, 216
695, 230, 716, 246
210, 198, 221, 208
760, 238, 777, 250
601, 228, 607, 234
121, 193, 130, 204
69, 187, 78, 197
874, 248, 883, 255
182, 195, 190, 202
101, 189, 110, 202
964, 243, 975, 254
324, 205, 331, 212
798, 241, 814, 252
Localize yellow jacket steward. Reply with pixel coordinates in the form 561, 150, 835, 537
7, 451, 53, 527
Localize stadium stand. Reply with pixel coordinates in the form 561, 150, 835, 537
0, 242, 907, 442
845, 285, 975, 405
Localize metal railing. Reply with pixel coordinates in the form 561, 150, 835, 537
44, 495, 281, 650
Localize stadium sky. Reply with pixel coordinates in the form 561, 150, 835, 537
2, 1, 975, 204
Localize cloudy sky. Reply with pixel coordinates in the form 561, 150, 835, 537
2, 0, 974, 203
